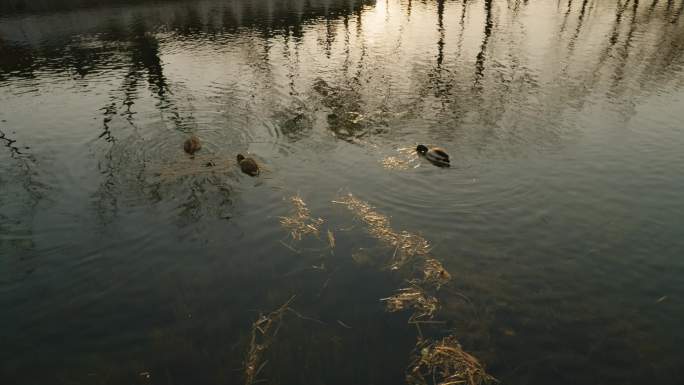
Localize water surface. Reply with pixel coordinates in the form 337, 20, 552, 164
1, 0, 684, 384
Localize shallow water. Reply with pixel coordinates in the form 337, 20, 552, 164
1, 0, 684, 384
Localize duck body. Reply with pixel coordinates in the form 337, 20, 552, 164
416, 144, 450, 167
237, 154, 260, 176
184, 135, 201, 154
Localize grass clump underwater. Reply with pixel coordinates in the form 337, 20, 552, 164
273, 193, 493, 385
407, 336, 497, 385
334, 193, 454, 324
244, 296, 296, 385
333, 193, 495, 385
382, 285, 439, 323
416, 258, 451, 289
279, 195, 324, 241
333, 193, 431, 269
382, 147, 420, 170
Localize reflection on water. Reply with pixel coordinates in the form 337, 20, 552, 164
1, 0, 684, 384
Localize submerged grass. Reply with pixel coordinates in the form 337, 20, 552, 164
279, 196, 324, 241
275, 193, 491, 384
382, 285, 439, 322
332, 193, 494, 384
333, 193, 431, 269
407, 336, 496, 385
327, 229, 336, 251
244, 296, 296, 385
382, 147, 420, 170
334, 194, 452, 324
417, 258, 452, 289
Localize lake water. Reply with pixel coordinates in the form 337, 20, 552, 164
1, 0, 683, 384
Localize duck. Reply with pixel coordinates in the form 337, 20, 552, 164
184, 135, 201, 155
416, 144, 450, 167
237, 154, 260, 176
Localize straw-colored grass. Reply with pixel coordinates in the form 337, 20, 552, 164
382, 147, 420, 170
244, 296, 295, 385
331, 193, 493, 385
407, 336, 497, 385
333, 194, 430, 269
327, 230, 336, 248
417, 258, 452, 289
382, 156, 409, 170
382, 285, 438, 322
279, 196, 324, 241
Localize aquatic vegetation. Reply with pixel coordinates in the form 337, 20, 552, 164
333, 193, 488, 385
382, 147, 421, 170
333, 193, 431, 269
334, 194, 453, 320
406, 336, 496, 385
244, 297, 295, 385
334, 195, 451, 287
327, 229, 336, 250
417, 258, 452, 289
382, 285, 439, 322
280, 195, 324, 241
382, 260, 451, 323
244, 296, 329, 384
382, 156, 407, 169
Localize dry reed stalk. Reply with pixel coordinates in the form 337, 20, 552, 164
406, 336, 496, 385
327, 230, 336, 250
279, 196, 324, 241
381, 286, 439, 322
382, 147, 420, 170
333, 194, 430, 269
334, 194, 491, 385
382, 156, 409, 170
417, 258, 452, 289
244, 296, 295, 385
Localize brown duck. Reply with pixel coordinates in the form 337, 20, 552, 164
237, 154, 259, 176
184, 135, 201, 154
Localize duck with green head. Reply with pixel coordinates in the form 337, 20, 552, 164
416, 144, 450, 167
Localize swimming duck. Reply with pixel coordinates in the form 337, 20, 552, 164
416, 144, 450, 167
237, 154, 260, 176
184, 135, 201, 155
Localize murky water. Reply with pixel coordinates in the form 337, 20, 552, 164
1, 0, 683, 384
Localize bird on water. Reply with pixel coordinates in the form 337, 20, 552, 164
237, 154, 260, 176
416, 144, 450, 167
184, 135, 201, 155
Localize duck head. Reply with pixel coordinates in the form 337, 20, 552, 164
237, 154, 245, 162
416, 144, 429, 155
